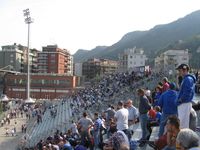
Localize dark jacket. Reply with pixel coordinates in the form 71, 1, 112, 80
177, 74, 196, 105
139, 95, 151, 114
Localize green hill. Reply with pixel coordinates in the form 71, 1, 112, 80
74, 10, 200, 68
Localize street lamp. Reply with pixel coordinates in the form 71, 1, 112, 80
23, 9, 33, 101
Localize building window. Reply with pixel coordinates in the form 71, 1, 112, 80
50, 59, 56, 63
130, 56, 132, 59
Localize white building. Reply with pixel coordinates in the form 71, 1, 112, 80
74, 63, 82, 76
68, 55, 74, 76
155, 49, 189, 72
118, 47, 147, 72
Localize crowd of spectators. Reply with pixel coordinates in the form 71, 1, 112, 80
20, 64, 200, 150
0, 100, 46, 137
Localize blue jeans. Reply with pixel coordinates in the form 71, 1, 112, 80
139, 113, 149, 140
158, 113, 173, 137
93, 130, 100, 148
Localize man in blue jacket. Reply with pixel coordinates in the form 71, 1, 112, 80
176, 64, 196, 129
158, 82, 178, 137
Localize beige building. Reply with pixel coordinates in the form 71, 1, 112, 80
155, 49, 189, 72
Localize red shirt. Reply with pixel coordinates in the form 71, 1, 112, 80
155, 133, 167, 150
148, 109, 156, 119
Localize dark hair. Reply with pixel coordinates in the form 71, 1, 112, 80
94, 112, 98, 117
137, 88, 145, 95
83, 112, 87, 117
167, 115, 180, 129
118, 101, 123, 106
158, 82, 163, 86
154, 106, 161, 112
111, 105, 115, 109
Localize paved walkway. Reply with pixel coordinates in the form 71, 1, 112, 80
0, 116, 28, 150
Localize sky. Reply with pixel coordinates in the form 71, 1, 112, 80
0, 0, 200, 54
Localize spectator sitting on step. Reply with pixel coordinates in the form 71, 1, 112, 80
147, 115, 180, 150
163, 115, 180, 150
146, 106, 162, 140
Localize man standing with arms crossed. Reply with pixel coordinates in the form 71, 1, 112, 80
176, 64, 196, 129
137, 88, 151, 147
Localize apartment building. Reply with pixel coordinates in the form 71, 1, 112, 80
82, 58, 118, 80
118, 47, 147, 72
0, 43, 38, 73
74, 63, 83, 76
155, 49, 189, 72
38, 45, 73, 75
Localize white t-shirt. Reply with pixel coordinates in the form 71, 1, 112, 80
115, 108, 128, 130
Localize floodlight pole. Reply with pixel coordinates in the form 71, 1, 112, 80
23, 9, 33, 101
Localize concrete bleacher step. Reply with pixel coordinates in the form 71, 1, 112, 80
131, 123, 159, 150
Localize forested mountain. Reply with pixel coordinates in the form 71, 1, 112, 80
74, 10, 200, 68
